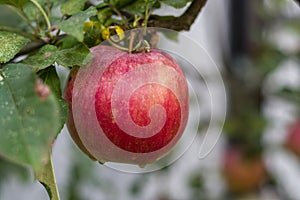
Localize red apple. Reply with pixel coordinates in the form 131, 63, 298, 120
222, 146, 266, 194
285, 120, 300, 157
64, 45, 189, 167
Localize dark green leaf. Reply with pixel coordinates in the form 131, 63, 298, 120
83, 21, 103, 47
96, 2, 108, 9
58, 6, 97, 42
124, 0, 160, 14
159, 0, 191, 8
0, 63, 60, 171
23, 0, 62, 21
23, 0, 61, 23
56, 44, 93, 67
61, 0, 87, 16
0, 5, 24, 27
23, 1, 42, 21
0, 0, 28, 8
39, 66, 68, 134
23, 45, 58, 71
97, 7, 113, 24
0, 31, 30, 63
108, 0, 137, 9
124, 1, 145, 14
56, 36, 81, 49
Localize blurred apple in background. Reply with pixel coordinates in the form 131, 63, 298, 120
221, 146, 266, 195
285, 120, 300, 158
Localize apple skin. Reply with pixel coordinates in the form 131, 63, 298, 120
65, 45, 189, 166
285, 120, 300, 157
64, 67, 96, 160
221, 147, 266, 194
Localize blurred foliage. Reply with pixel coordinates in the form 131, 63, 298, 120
187, 171, 208, 200
222, 0, 300, 198
224, 111, 267, 156
224, 0, 300, 150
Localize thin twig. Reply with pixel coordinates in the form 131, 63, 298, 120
107, 2, 129, 29
148, 0, 208, 31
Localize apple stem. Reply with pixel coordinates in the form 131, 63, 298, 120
129, 31, 136, 54
107, 39, 130, 51
129, 29, 151, 53
107, 29, 151, 54
143, 40, 151, 53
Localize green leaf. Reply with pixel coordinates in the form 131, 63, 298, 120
56, 44, 93, 67
159, 0, 191, 8
61, 0, 87, 16
0, 63, 60, 171
35, 154, 60, 200
0, 0, 28, 8
96, 2, 108, 9
0, 31, 30, 63
23, 45, 58, 71
124, 0, 160, 14
23, 0, 61, 21
57, 36, 81, 49
83, 21, 103, 47
0, 5, 24, 27
58, 6, 97, 42
97, 7, 113, 24
23, 1, 42, 21
108, 0, 137, 9
39, 66, 68, 134
124, 1, 146, 14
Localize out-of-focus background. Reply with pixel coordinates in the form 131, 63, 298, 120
1, 0, 300, 199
